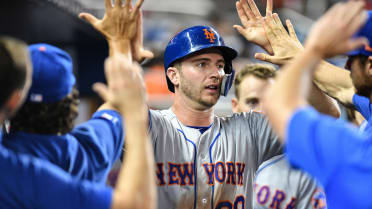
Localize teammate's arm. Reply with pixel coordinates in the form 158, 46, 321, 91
263, 1, 367, 140
95, 55, 156, 209
234, 0, 340, 117
312, 61, 355, 107
241, 0, 356, 107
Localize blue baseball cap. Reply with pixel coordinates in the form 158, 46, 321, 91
348, 11, 372, 57
27, 43, 76, 103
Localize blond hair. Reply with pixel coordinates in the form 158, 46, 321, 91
234, 63, 276, 99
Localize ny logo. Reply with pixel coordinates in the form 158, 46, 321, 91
203, 29, 216, 43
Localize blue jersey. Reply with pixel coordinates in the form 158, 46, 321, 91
286, 106, 372, 209
2, 109, 124, 183
352, 94, 372, 135
0, 144, 112, 209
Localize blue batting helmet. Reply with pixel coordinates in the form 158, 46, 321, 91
164, 25, 238, 96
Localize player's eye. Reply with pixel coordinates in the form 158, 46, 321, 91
246, 98, 259, 107
217, 64, 225, 70
196, 62, 209, 69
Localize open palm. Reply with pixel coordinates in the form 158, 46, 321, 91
234, 0, 273, 54
79, 0, 143, 42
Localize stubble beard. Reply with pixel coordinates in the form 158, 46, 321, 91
179, 76, 219, 108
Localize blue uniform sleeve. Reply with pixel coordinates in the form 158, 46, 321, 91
352, 94, 372, 120
286, 106, 366, 185
286, 106, 372, 209
0, 147, 112, 209
70, 110, 124, 182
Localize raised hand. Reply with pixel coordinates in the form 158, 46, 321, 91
234, 0, 274, 54
305, 1, 368, 58
93, 55, 147, 115
79, 0, 143, 42
132, 11, 154, 63
255, 12, 304, 65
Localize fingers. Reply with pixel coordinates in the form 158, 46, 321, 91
79, 13, 99, 26
262, 17, 277, 42
233, 25, 245, 35
254, 53, 269, 61
236, 1, 250, 25
248, 0, 262, 18
142, 50, 154, 60
115, 0, 123, 7
134, 0, 144, 14
345, 9, 368, 38
93, 83, 109, 102
272, 13, 287, 36
105, 0, 113, 11
134, 10, 143, 41
286, 19, 298, 41
254, 53, 287, 65
241, 0, 256, 20
343, 1, 366, 26
347, 37, 369, 52
266, 0, 273, 15
124, 0, 131, 9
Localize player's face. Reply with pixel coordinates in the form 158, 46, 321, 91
348, 56, 372, 97
233, 75, 274, 113
178, 49, 225, 108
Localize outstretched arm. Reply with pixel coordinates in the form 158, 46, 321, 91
94, 55, 155, 209
263, 1, 367, 140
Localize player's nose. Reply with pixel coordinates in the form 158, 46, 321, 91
210, 66, 225, 81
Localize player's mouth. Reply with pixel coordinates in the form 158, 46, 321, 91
205, 84, 219, 93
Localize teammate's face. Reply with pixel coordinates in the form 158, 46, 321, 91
232, 75, 274, 113
348, 56, 372, 97
177, 49, 225, 108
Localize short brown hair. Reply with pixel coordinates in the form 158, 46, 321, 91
234, 63, 276, 99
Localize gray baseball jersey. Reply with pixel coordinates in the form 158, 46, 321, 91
149, 109, 282, 209
254, 155, 327, 209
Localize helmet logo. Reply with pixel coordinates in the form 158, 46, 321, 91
203, 29, 216, 43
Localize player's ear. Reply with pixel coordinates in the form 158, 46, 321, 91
2, 90, 23, 118
366, 56, 372, 76
231, 97, 239, 113
167, 67, 180, 87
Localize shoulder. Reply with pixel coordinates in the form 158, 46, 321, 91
256, 155, 286, 174
219, 111, 269, 125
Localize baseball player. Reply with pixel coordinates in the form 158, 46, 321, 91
1, 0, 146, 185
0, 37, 155, 209
262, 1, 372, 209
80, 1, 341, 209
81, 1, 283, 208
232, 64, 328, 209
1, 43, 124, 184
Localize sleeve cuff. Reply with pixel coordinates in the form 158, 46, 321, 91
92, 110, 122, 125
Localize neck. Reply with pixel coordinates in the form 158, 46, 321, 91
172, 94, 214, 127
